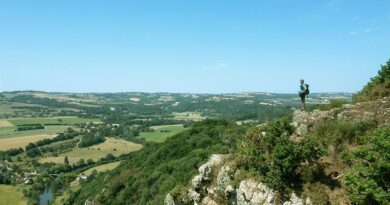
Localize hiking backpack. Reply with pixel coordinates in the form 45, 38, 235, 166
304, 84, 310, 95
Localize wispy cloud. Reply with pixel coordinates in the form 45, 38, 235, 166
201, 63, 230, 71
348, 27, 375, 36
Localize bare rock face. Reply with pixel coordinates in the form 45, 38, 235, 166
236, 179, 275, 205
166, 155, 313, 205
296, 124, 308, 136
282, 193, 305, 205
164, 193, 176, 205
188, 189, 202, 204
292, 110, 328, 136
217, 165, 232, 192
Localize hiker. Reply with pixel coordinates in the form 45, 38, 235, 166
299, 79, 309, 111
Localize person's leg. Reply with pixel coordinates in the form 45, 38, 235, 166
300, 95, 306, 111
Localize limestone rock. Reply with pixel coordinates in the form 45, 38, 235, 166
283, 193, 303, 205
217, 166, 231, 191
236, 179, 275, 205
296, 124, 308, 136
193, 174, 204, 189
188, 189, 201, 204
164, 193, 176, 205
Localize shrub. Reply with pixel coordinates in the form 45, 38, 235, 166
353, 59, 390, 102
343, 128, 390, 204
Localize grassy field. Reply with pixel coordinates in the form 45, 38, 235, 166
7, 117, 100, 126
0, 125, 68, 140
52, 138, 142, 162
172, 112, 205, 121
39, 156, 81, 165
0, 134, 56, 151
0, 119, 13, 127
82, 161, 122, 176
136, 125, 187, 143
0, 185, 27, 205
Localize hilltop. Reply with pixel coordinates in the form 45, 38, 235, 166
65, 60, 389, 205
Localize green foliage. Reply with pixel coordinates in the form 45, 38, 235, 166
313, 119, 378, 149
353, 59, 390, 102
304, 183, 330, 205
66, 120, 246, 205
79, 134, 105, 147
342, 128, 390, 204
237, 118, 325, 192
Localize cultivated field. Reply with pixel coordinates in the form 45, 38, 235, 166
137, 125, 187, 143
82, 161, 122, 176
0, 125, 68, 140
0, 134, 56, 151
173, 112, 206, 121
0, 185, 27, 205
39, 156, 80, 165
7, 117, 100, 126
0, 119, 13, 127
55, 138, 142, 161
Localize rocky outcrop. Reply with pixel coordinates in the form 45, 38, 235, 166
292, 97, 390, 136
236, 180, 275, 205
165, 155, 311, 205
292, 109, 329, 136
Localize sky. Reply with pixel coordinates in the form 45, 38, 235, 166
0, 0, 389, 93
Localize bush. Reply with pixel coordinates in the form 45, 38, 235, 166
238, 118, 325, 192
304, 183, 330, 205
353, 59, 390, 102
342, 128, 390, 204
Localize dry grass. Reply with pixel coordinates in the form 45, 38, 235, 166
0, 134, 55, 150
39, 156, 81, 165
0, 119, 13, 127
150, 124, 183, 130
82, 161, 122, 176
57, 138, 143, 161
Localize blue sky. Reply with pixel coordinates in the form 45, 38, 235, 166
0, 0, 389, 93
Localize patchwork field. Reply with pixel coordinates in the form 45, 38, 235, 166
0, 119, 13, 127
137, 124, 187, 143
42, 138, 143, 162
173, 112, 205, 121
0, 134, 56, 150
0, 185, 27, 205
39, 156, 81, 165
7, 117, 100, 126
0, 125, 68, 140
82, 161, 122, 176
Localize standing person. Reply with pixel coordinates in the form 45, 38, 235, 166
299, 79, 309, 111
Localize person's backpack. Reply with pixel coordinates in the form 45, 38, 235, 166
304, 84, 310, 95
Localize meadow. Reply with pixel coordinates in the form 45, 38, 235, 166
7, 116, 100, 126
173, 112, 205, 121
82, 161, 122, 176
137, 124, 187, 143
0, 134, 56, 151
0, 185, 27, 205
0, 125, 68, 140
39, 138, 142, 163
